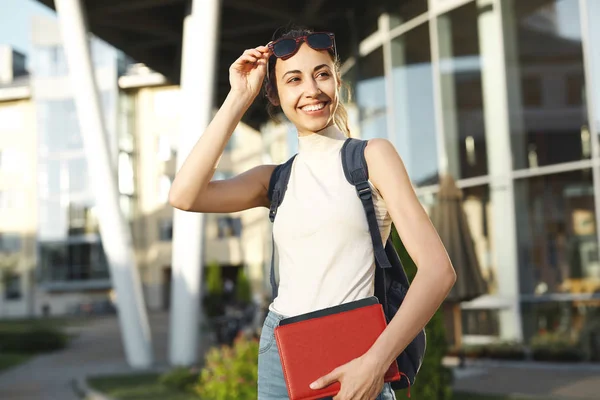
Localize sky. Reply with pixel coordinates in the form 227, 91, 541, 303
0, 0, 56, 57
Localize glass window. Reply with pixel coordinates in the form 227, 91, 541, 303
462, 309, 501, 336
436, 2, 489, 179
462, 185, 497, 294
68, 157, 89, 194
39, 240, 109, 282
391, 23, 439, 186
159, 218, 173, 241
217, 217, 242, 238
356, 47, 388, 140
37, 100, 82, 153
32, 45, 68, 77
0, 233, 21, 252
4, 273, 22, 300
521, 300, 600, 361
504, 0, 590, 170
39, 198, 67, 240
584, 0, 600, 150
514, 169, 600, 296
118, 152, 135, 196
388, 0, 428, 28
67, 202, 97, 236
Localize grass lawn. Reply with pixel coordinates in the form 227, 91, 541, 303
0, 353, 32, 373
0, 317, 78, 373
0, 317, 81, 332
88, 373, 197, 400
88, 373, 523, 400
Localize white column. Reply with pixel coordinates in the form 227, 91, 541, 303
435, 14, 461, 178
477, 0, 523, 342
55, 0, 153, 367
169, 0, 221, 366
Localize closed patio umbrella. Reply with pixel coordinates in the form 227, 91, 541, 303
430, 174, 488, 347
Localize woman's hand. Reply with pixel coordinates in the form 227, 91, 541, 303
229, 45, 270, 103
309, 355, 386, 400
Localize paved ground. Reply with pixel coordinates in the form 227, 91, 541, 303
0, 312, 212, 400
451, 358, 600, 399
1, 313, 600, 399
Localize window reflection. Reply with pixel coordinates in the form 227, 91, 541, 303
584, 0, 600, 150
504, 0, 590, 169
436, 2, 489, 179
462, 185, 496, 294
356, 47, 387, 140
391, 23, 438, 186
39, 241, 110, 282
521, 301, 600, 361
515, 169, 600, 296
462, 309, 500, 336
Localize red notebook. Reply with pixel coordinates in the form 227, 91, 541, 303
274, 296, 401, 400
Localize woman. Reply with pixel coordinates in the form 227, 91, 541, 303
169, 28, 456, 400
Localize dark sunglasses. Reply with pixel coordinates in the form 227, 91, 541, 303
266, 32, 337, 81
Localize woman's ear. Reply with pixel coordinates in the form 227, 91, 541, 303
266, 83, 280, 107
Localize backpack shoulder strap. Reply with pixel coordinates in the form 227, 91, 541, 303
341, 138, 391, 270
267, 154, 297, 299
268, 154, 297, 223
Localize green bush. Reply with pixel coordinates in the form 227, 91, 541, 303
204, 261, 224, 317
392, 227, 453, 400
193, 334, 259, 400
235, 267, 252, 305
0, 326, 68, 354
159, 366, 199, 393
530, 332, 583, 362
449, 342, 526, 360
206, 261, 223, 296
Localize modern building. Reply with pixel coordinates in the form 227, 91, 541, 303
0, 45, 37, 317
18, 0, 600, 362
119, 67, 285, 311
0, 18, 282, 318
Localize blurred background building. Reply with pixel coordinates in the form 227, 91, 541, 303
1, 0, 600, 361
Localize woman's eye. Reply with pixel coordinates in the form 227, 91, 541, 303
317, 71, 330, 78
287, 77, 300, 83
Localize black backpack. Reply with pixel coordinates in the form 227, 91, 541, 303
266, 137, 426, 391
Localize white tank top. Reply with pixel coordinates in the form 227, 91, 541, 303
269, 125, 393, 317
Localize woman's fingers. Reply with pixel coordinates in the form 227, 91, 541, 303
240, 54, 258, 63
231, 45, 270, 70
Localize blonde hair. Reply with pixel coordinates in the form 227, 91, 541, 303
333, 75, 352, 138
265, 28, 352, 138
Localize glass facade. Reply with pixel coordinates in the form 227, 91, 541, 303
338, 0, 600, 352
32, 36, 120, 287
506, 0, 590, 170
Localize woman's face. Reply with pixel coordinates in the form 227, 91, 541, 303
273, 43, 339, 136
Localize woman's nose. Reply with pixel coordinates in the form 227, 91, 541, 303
303, 78, 321, 97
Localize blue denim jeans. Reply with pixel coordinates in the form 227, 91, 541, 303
257, 310, 397, 400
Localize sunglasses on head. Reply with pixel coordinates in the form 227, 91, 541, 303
266, 32, 337, 81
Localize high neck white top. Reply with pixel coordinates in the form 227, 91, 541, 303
270, 125, 393, 317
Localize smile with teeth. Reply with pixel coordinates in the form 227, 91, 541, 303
301, 102, 326, 112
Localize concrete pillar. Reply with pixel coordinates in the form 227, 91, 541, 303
55, 0, 153, 367
477, 0, 523, 342
169, 0, 221, 366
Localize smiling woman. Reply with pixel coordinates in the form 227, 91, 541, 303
168, 26, 455, 400
264, 30, 352, 138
